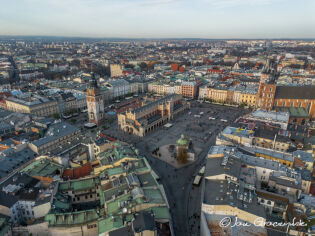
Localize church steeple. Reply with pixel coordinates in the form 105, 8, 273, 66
89, 73, 98, 88
86, 73, 104, 125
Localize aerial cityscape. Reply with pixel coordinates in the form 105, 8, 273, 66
0, 1, 315, 236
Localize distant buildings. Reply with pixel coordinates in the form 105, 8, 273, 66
104, 79, 130, 98
110, 64, 123, 77
5, 95, 58, 116
1, 37, 315, 236
148, 78, 202, 99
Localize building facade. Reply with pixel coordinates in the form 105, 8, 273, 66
5, 96, 58, 116
110, 64, 123, 77
118, 94, 190, 136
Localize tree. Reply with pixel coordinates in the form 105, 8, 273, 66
124, 64, 135, 69
138, 62, 148, 72
53, 113, 60, 119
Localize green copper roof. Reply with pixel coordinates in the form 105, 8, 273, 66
0, 216, 10, 236
45, 209, 99, 227
59, 177, 99, 192
107, 167, 124, 177
144, 207, 170, 220
143, 189, 164, 204
21, 158, 62, 177
98, 216, 123, 234
106, 193, 131, 216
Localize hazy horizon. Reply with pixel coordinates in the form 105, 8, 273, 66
1, 0, 315, 39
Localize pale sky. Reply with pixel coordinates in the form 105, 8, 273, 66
0, 0, 314, 38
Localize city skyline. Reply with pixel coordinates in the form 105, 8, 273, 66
1, 0, 315, 39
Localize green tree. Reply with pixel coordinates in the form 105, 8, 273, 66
138, 62, 148, 71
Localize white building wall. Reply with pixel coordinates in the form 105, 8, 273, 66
33, 202, 51, 219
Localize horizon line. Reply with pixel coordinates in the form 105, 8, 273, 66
0, 34, 315, 41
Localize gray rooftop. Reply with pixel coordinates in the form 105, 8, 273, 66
222, 126, 253, 138
250, 110, 289, 123
0, 145, 37, 178
6, 95, 53, 107
293, 150, 314, 163
240, 145, 294, 162
133, 94, 181, 114
203, 179, 266, 218
235, 151, 281, 171
32, 121, 79, 147
205, 155, 241, 179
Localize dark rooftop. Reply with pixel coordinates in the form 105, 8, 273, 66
275, 86, 315, 100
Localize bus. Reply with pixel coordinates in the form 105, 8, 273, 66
84, 123, 96, 129
62, 114, 72, 119
193, 175, 202, 186
199, 166, 205, 176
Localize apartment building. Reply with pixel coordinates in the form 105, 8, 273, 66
29, 121, 81, 155
5, 95, 58, 116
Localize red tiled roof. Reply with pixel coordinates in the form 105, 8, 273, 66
0, 92, 12, 98
310, 183, 315, 196
62, 162, 92, 180
99, 133, 116, 142
207, 69, 224, 74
